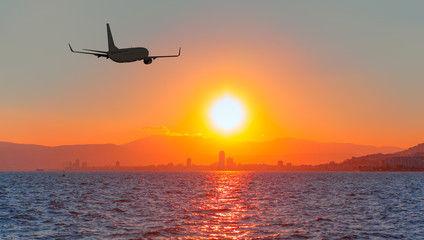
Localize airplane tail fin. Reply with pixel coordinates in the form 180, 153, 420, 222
107, 23, 118, 51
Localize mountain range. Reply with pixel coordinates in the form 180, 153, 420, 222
339, 142, 424, 168
0, 135, 403, 171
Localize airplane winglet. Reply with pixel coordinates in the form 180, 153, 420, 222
178, 47, 181, 56
68, 43, 74, 52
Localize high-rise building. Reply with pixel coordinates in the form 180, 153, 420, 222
74, 159, 80, 169
116, 161, 120, 168
219, 151, 225, 170
186, 157, 192, 168
278, 160, 284, 168
226, 157, 234, 170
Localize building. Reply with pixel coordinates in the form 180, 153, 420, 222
226, 157, 234, 170
73, 159, 80, 168
116, 161, 120, 168
382, 156, 424, 170
186, 157, 192, 168
219, 151, 225, 170
65, 159, 82, 171
278, 160, 284, 168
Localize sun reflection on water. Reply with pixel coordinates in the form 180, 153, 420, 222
192, 171, 252, 239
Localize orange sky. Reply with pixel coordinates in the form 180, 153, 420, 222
2, 2, 424, 148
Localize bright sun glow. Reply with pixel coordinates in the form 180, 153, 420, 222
210, 96, 245, 132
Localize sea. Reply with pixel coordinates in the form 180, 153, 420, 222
1, 171, 424, 239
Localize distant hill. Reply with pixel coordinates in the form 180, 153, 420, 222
395, 143, 424, 156
326, 142, 424, 171
121, 136, 402, 166
343, 142, 424, 166
0, 142, 141, 171
0, 136, 403, 171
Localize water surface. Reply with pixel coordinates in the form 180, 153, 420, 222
1, 171, 424, 239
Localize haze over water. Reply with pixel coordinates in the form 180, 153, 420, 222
2, 171, 424, 239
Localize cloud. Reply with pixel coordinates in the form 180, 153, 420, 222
141, 126, 202, 137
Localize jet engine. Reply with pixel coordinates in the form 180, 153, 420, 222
143, 58, 153, 64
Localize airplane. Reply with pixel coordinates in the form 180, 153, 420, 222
69, 23, 180, 64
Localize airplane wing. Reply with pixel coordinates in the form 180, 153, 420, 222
68, 43, 108, 58
148, 47, 181, 60
83, 48, 108, 54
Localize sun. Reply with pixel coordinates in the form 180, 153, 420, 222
210, 95, 245, 132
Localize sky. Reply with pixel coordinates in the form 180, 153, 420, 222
1, 1, 424, 148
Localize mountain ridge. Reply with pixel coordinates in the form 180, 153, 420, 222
0, 136, 404, 171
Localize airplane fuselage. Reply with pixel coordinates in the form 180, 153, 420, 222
109, 47, 149, 63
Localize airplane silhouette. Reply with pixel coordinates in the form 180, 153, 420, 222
69, 24, 180, 64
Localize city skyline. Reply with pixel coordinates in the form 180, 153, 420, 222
0, 135, 405, 171
55, 144, 424, 172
